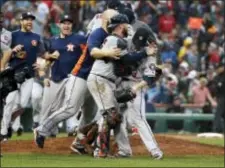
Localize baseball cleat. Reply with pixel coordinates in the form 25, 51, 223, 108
33, 129, 45, 148
0, 134, 8, 142
70, 143, 87, 155
152, 149, 163, 160
93, 148, 108, 158
115, 151, 132, 158
7, 127, 13, 138
17, 127, 23, 136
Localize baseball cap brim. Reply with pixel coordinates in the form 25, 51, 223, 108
60, 19, 73, 23
21, 15, 36, 20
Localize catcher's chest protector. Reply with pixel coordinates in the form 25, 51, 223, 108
113, 36, 137, 77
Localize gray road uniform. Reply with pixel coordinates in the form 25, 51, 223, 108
120, 20, 163, 158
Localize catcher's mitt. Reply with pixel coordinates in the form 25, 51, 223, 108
115, 88, 136, 103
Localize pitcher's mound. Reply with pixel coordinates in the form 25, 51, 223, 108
1, 135, 224, 156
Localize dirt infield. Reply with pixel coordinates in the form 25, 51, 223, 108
1, 135, 224, 156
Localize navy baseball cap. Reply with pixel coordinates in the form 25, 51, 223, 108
60, 14, 73, 23
20, 12, 36, 20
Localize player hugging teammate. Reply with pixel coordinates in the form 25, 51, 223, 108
69, 1, 163, 159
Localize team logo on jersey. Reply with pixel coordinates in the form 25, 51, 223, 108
4, 35, 8, 41
31, 40, 37, 46
67, 43, 74, 52
1, 35, 10, 45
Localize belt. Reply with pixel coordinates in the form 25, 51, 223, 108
91, 73, 115, 83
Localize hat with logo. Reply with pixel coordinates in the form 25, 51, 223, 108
60, 14, 73, 23
20, 12, 36, 20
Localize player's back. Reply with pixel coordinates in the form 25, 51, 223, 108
87, 13, 103, 34
90, 35, 118, 80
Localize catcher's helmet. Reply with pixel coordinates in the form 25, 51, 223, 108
107, 14, 129, 32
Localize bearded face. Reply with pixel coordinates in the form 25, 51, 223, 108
20, 18, 33, 31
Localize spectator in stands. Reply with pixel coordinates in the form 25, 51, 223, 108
32, 1, 51, 35
174, 1, 189, 27
178, 37, 193, 62
158, 6, 176, 35
207, 42, 220, 66
189, 77, 217, 109
166, 96, 184, 113
145, 85, 159, 113
186, 44, 199, 70
153, 74, 178, 108
160, 42, 177, 70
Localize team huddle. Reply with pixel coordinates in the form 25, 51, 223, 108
0, 1, 163, 159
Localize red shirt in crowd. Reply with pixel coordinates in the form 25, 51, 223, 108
159, 14, 176, 33
209, 52, 220, 64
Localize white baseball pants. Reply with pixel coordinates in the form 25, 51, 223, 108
1, 78, 43, 135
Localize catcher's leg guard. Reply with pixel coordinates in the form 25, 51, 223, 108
95, 116, 110, 157
71, 121, 98, 154
94, 108, 123, 157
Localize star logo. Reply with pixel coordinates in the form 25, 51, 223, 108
67, 44, 74, 51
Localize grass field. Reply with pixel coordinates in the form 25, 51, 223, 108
1, 133, 224, 167
1, 154, 224, 167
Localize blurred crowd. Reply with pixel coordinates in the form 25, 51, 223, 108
1, 0, 224, 132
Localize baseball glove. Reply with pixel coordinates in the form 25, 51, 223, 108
115, 88, 136, 103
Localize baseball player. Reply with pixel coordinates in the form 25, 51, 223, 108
116, 9, 164, 159
34, 12, 101, 148
0, 12, 45, 141
86, 13, 159, 158
86, 0, 123, 34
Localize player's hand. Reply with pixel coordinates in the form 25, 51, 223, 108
106, 48, 121, 60
33, 63, 41, 70
12, 45, 24, 53
46, 51, 60, 60
51, 50, 60, 59
145, 43, 158, 56
32, 63, 46, 71
44, 78, 50, 87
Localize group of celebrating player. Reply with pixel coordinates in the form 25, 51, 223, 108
0, 0, 163, 159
